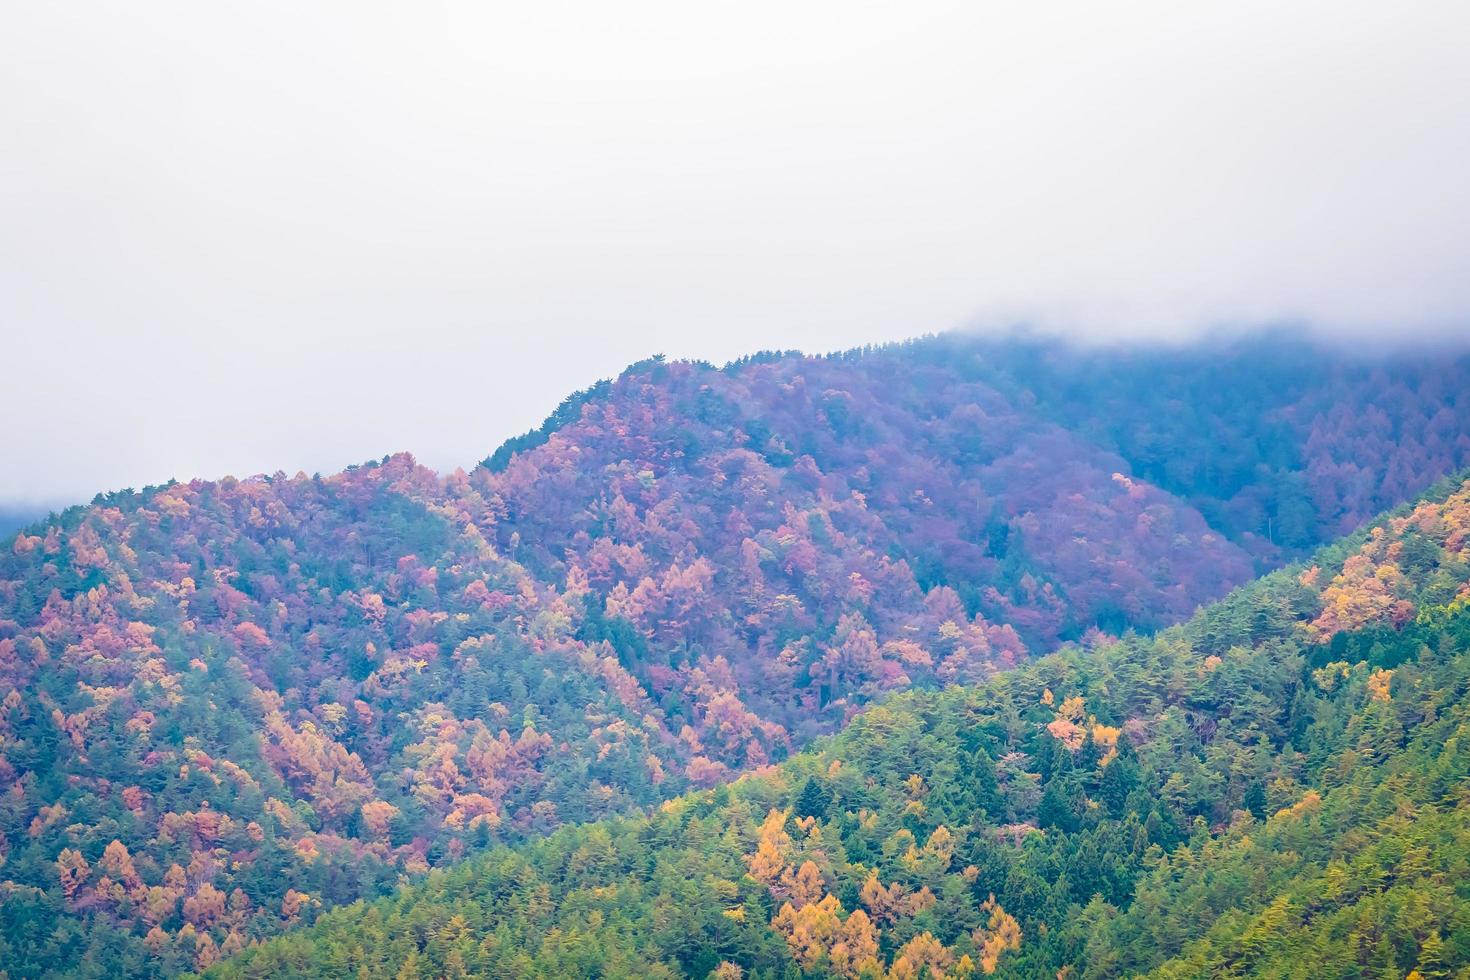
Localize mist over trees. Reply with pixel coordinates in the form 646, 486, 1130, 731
2, 334, 1469, 977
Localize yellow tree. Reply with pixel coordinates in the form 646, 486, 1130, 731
772, 893, 845, 969
888, 932, 953, 979
829, 907, 882, 978
786, 860, 826, 909
746, 808, 793, 897
99, 839, 141, 888
973, 895, 1022, 973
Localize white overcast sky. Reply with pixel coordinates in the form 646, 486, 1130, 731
3, 1, 1469, 505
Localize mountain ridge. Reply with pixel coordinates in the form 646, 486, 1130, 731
206, 471, 1470, 978
2, 332, 1470, 977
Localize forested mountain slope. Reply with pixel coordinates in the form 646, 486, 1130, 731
1, 333, 1469, 977
0, 508, 57, 543
211, 474, 1470, 979
472, 335, 1470, 740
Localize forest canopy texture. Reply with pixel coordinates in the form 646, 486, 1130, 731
1, 334, 1469, 978
209, 474, 1470, 979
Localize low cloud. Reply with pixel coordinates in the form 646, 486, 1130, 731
3, 1, 1468, 503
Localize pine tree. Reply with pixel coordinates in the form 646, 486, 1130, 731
794, 778, 833, 820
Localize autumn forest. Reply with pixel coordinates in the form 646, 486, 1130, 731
3, 333, 1470, 978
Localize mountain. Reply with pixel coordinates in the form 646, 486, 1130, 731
209, 473, 1470, 979
1, 332, 1469, 977
0, 506, 59, 542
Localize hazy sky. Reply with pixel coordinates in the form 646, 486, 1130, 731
4, 1, 1469, 505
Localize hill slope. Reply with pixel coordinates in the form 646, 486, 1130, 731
211, 475, 1470, 978
1, 333, 1469, 977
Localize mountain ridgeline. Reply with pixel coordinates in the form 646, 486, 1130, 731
213, 474, 1470, 978
0, 333, 1468, 977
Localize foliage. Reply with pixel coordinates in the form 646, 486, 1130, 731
210, 477, 1470, 978
3, 333, 1470, 976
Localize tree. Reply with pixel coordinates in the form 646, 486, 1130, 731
794, 777, 833, 819
974, 895, 1022, 974
1038, 776, 1084, 833
888, 932, 952, 980
56, 849, 89, 901
1099, 739, 1139, 818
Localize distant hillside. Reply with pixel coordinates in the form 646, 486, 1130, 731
471, 333, 1470, 738
1, 332, 1469, 977
0, 505, 57, 541
211, 475, 1470, 978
